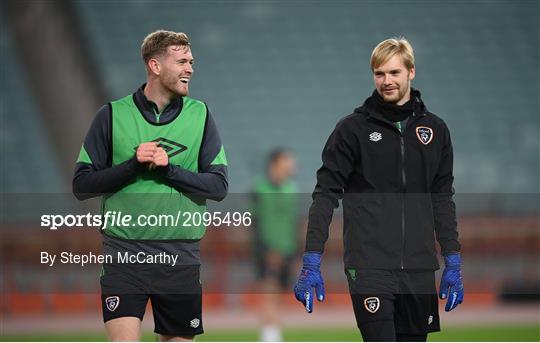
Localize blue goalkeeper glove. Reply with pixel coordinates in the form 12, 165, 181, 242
439, 252, 464, 312
293, 252, 325, 313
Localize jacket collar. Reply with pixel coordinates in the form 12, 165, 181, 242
133, 84, 183, 125
357, 88, 427, 123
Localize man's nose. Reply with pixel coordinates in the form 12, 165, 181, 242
185, 63, 194, 74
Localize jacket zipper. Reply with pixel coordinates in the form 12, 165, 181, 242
400, 134, 406, 269
368, 108, 425, 270
152, 106, 161, 123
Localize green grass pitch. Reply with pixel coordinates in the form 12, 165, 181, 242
1, 325, 539, 341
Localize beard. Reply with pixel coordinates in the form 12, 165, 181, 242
379, 82, 410, 104
162, 74, 188, 97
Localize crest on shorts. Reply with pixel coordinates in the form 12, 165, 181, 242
364, 297, 380, 314
416, 126, 433, 145
190, 318, 200, 328
105, 296, 120, 312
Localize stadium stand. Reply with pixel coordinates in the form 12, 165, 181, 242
73, 0, 539, 194
1, 0, 538, 318
0, 15, 63, 193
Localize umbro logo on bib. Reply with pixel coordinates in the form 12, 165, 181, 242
133, 137, 187, 158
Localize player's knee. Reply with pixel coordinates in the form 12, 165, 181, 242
396, 333, 427, 342
105, 317, 141, 341
107, 332, 141, 342
159, 334, 194, 342
359, 320, 396, 342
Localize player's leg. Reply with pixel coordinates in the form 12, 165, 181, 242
101, 293, 148, 341
151, 265, 204, 341
101, 262, 150, 342
158, 334, 194, 342
260, 250, 287, 342
152, 292, 202, 341
347, 269, 398, 341
104, 316, 143, 341
395, 332, 428, 341
394, 270, 440, 341
350, 294, 396, 341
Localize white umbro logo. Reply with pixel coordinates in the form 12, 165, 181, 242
369, 132, 382, 142
190, 318, 200, 328
428, 315, 433, 325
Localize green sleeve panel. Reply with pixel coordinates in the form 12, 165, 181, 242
76, 145, 93, 164
211, 145, 228, 166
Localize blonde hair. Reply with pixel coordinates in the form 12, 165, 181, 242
370, 37, 414, 71
141, 30, 190, 63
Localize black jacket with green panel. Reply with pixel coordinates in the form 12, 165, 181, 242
305, 91, 460, 271
72, 84, 228, 265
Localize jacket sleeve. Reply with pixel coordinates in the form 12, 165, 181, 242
159, 106, 229, 201
305, 119, 359, 253
431, 123, 461, 254
72, 104, 143, 200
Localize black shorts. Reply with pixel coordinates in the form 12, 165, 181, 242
100, 262, 203, 336
346, 268, 440, 335
254, 250, 294, 289
253, 234, 295, 289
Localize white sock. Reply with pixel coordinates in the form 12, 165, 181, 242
261, 325, 282, 342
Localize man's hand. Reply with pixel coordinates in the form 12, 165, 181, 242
136, 142, 158, 164
150, 147, 169, 169
439, 252, 464, 312
136, 143, 168, 170
293, 252, 325, 313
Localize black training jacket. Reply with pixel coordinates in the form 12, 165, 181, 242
305, 92, 460, 270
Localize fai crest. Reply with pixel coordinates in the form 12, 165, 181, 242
363, 296, 380, 314
105, 296, 120, 312
416, 126, 433, 145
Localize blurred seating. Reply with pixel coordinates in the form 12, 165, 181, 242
1, 0, 538, 317
0, 16, 63, 193
73, 1, 539, 195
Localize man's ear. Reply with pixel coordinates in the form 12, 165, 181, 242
147, 58, 161, 75
409, 66, 415, 81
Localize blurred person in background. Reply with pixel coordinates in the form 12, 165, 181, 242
252, 148, 299, 341
293, 37, 464, 341
73, 30, 228, 341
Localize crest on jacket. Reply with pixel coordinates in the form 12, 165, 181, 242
416, 126, 433, 145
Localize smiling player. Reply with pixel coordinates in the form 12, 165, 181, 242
73, 30, 228, 341
294, 37, 464, 341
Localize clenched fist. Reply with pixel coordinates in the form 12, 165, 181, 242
150, 147, 169, 169
136, 142, 158, 164
136, 142, 168, 170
